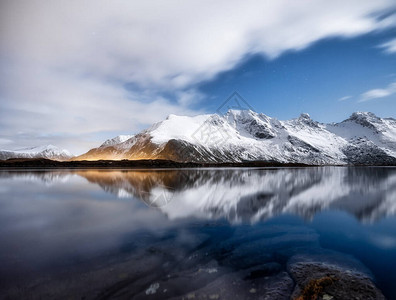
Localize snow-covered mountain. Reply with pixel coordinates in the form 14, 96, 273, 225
75, 110, 396, 165
0, 145, 73, 161
100, 135, 134, 147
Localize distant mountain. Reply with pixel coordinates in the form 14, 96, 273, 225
100, 135, 134, 147
0, 145, 73, 161
74, 110, 396, 165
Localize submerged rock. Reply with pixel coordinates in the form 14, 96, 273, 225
288, 252, 385, 300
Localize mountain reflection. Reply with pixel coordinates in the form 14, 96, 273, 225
2, 167, 396, 223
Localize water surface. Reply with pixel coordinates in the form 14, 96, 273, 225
0, 167, 395, 299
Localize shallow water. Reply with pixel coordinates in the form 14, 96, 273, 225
0, 167, 396, 299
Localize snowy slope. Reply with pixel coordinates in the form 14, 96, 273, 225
100, 135, 134, 147
326, 112, 396, 162
75, 110, 396, 165
0, 145, 73, 161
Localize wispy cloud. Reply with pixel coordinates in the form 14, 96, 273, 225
359, 81, 396, 102
338, 95, 352, 101
379, 38, 396, 53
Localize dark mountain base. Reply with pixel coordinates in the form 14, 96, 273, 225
1, 158, 395, 168
0, 158, 312, 169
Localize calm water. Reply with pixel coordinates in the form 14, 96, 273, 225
0, 167, 396, 299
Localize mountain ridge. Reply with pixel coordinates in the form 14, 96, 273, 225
0, 144, 73, 161
74, 110, 396, 165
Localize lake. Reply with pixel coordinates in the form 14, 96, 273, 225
0, 167, 395, 299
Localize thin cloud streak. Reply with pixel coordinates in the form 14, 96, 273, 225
359, 81, 396, 102
338, 96, 352, 101
379, 38, 396, 53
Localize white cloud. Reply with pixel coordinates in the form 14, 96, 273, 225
359, 81, 396, 102
1, 0, 396, 153
379, 38, 396, 53
338, 96, 352, 101
0, 60, 200, 153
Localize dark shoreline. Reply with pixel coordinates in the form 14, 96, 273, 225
0, 158, 312, 169
1, 158, 395, 169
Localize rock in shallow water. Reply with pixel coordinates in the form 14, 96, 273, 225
288, 252, 385, 300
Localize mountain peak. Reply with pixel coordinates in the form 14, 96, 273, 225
165, 114, 178, 120
16, 144, 67, 153
345, 112, 382, 131
0, 144, 73, 161
225, 109, 257, 118
100, 135, 134, 148
293, 112, 319, 128
350, 111, 378, 120
225, 109, 273, 122
299, 113, 311, 120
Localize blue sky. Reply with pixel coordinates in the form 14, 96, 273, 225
1, 1, 396, 154
196, 30, 396, 123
